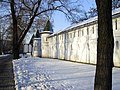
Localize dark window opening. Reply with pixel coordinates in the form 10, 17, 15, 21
116, 41, 119, 49
115, 19, 117, 30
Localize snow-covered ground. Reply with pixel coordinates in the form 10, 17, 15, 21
0, 54, 10, 57
13, 57, 120, 90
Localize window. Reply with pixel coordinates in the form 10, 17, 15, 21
74, 32, 75, 37
34, 46, 38, 51
60, 35, 61, 40
35, 42, 38, 47
71, 44, 73, 50
70, 33, 72, 38
115, 19, 117, 30
92, 26, 94, 34
62, 34, 64, 40
116, 41, 119, 49
87, 27, 89, 35
78, 31, 79, 37
82, 30, 84, 36
67, 33, 69, 39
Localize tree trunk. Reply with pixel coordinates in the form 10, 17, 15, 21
10, 0, 19, 59
13, 44, 20, 59
94, 0, 114, 90
0, 31, 2, 55
0, 40, 2, 55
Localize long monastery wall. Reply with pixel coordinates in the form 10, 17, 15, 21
46, 15, 120, 67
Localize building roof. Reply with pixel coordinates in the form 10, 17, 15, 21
43, 19, 53, 33
49, 7, 120, 37
25, 29, 41, 44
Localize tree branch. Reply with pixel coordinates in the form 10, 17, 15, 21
18, 0, 42, 46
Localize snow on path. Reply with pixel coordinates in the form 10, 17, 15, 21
13, 58, 120, 90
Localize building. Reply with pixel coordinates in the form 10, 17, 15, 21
32, 20, 53, 57
32, 8, 120, 67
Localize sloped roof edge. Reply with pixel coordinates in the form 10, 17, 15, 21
48, 7, 120, 37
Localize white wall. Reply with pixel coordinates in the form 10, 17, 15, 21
41, 32, 52, 57
32, 38, 41, 57
42, 15, 120, 67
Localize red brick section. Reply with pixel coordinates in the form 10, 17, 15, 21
0, 55, 15, 90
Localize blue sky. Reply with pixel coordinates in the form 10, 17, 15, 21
53, 0, 96, 32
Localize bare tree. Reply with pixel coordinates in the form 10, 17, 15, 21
94, 0, 114, 90
112, 0, 120, 9
0, 15, 11, 54
88, 6, 97, 18
8, 0, 82, 59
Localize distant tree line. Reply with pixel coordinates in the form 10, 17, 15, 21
77, 0, 120, 23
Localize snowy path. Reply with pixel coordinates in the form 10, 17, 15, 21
13, 58, 120, 90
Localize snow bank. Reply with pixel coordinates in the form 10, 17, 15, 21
0, 54, 10, 57
13, 58, 120, 90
